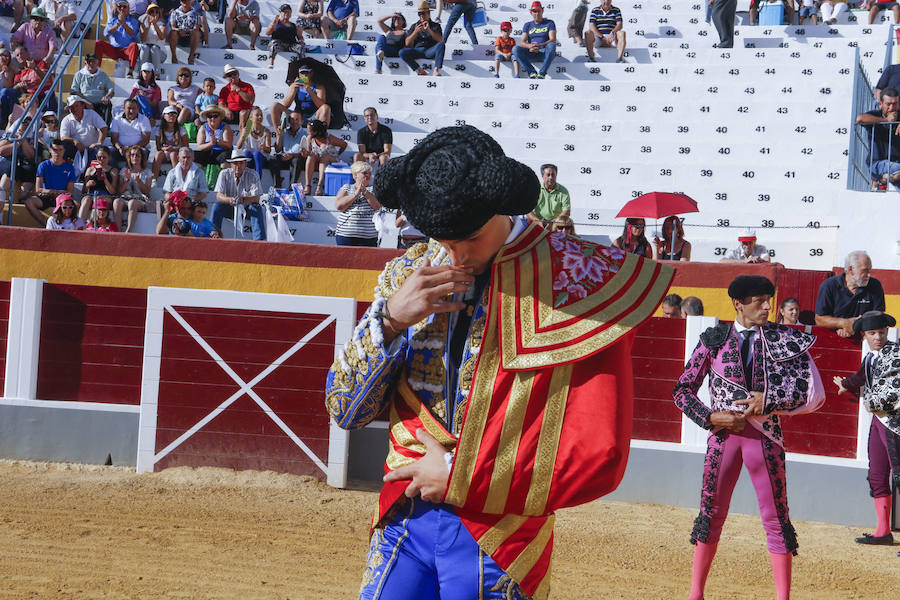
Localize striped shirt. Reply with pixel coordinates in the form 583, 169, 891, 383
335, 184, 377, 239
589, 6, 622, 35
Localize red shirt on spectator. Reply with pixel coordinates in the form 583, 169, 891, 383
218, 81, 255, 112
14, 60, 52, 95
495, 36, 516, 54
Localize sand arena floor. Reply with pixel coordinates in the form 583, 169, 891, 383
0, 459, 896, 599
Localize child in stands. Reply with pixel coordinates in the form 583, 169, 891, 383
85, 195, 120, 231
193, 77, 219, 126
494, 21, 518, 79
46, 193, 84, 230
798, 0, 819, 24
189, 199, 220, 237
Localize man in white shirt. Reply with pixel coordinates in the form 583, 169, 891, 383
720, 228, 771, 264
59, 95, 108, 162
162, 147, 208, 203
109, 98, 151, 167
211, 148, 265, 239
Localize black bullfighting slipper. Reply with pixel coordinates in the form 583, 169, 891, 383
854, 533, 894, 545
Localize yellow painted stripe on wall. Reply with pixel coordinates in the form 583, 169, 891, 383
0, 249, 382, 302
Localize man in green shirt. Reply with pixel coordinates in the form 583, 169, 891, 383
528, 163, 571, 223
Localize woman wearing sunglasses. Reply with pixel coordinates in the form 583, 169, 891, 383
612, 217, 652, 258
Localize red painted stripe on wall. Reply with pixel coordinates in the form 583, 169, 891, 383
0, 280, 9, 397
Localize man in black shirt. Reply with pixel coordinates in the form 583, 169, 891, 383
353, 106, 392, 166
856, 87, 900, 188
815, 250, 886, 337
398, 1, 445, 77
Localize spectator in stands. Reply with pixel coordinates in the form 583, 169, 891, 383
0, 47, 17, 91
110, 98, 152, 167
514, 1, 557, 79
40, 0, 76, 39
224, 0, 261, 50
527, 163, 570, 222
218, 64, 255, 130
167, 0, 203, 65
138, 3, 167, 73
85, 195, 120, 232
866, 0, 899, 25
652, 215, 691, 261
59, 95, 107, 163
612, 218, 652, 258
777, 297, 800, 325
322, 0, 358, 40
115, 144, 156, 232
296, 0, 325, 39
266, 4, 306, 69
25, 138, 75, 226
0, 115, 36, 211
96, 0, 141, 78
374, 12, 407, 74
211, 149, 264, 239
720, 228, 770, 263
79, 145, 119, 222
69, 53, 115, 124
334, 160, 380, 246
819, 0, 847, 24
156, 189, 195, 234
549, 215, 575, 234
567, 0, 590, 46
441, 0, 478, 47
45, 192, 84, 230
269, 109, 304, 187
154, 105, 188, 177
236, 105, 271, 177
0, 0, 25, 24
131, 63, 162, 120
189, 199, 220, 237
195, 105, 234, 167
857, 87, 900, 189
37, 110, 59, 154
163, 147, 208, 205
748, 0, 795, 26
662, 293, 683, 318
494, 21, 519, 78
797, 0, 819, 24
681, 296, 704, 316
815, 250, 885, 337
395, 209, 427, 249
194, 77, 218, 122
168, 66, 200, 125
353, 106, 392, 166
300, 118, 346, 195
272, 64, 330, 130
585, 0, 626, 63
399, 2, 445, 77
875, 64, 900, 102
11, 7, 58, 64
0, 46, 55, 133
3, 91, 40, 138
710, 0, 737, 48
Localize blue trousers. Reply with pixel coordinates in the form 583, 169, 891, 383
375, 36, 402, 71
442, 0, 478, 45
871, 159, 900, 181
513, 43, 557, 76
243, 149, 267, 177
360, 498, 529, 600
399, 43, 446, 71
209, 201, 267, 240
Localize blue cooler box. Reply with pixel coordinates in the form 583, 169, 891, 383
759, 1, 785, 25
324, 162, 353, 196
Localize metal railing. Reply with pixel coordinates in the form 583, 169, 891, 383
4, 0, 105, 225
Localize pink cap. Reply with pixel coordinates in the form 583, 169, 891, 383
94, 196, 111, 210
54, 193, 74, 212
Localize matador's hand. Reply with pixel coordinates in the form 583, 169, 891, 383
384, 261, 474, 331
709, 411, 746, 432
735, 391, 765, 416
383, 428, 450, 502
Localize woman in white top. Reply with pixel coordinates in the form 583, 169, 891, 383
334, 161, 381, 246
139, 4, 168, 72
154, 106, 188, 177
236, 105, 272, 177
115, 144, 157, 232
299, 118, 346, 195
167, 67, 201, 125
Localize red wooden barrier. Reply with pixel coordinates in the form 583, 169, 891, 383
631, 317, 686, 443
36, 284, 146, 404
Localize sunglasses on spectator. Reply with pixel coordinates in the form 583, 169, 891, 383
207, 114, 221, 119
226, 72, 238, 78
61, 205, 75, 210
44, 118, 58, 123
178, 73, 190, 78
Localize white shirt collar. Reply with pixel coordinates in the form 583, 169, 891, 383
733, 321, 759, 335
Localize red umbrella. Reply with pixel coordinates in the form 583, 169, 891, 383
615, 192, 699, 261
615, 192, 699, 219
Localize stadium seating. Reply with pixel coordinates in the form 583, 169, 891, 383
6, 0, 900, 269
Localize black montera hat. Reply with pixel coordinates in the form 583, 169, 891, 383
727, 275, 775, 299
373, 125, 540, 240
853, 310, 896, 335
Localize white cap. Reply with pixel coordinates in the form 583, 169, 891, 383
66, 95, 92, 108
737, 228, 757, 242
162, 106, 178, 115
226, 148, 251, 162
223, 64, 238, 76
140, 62, 155, 72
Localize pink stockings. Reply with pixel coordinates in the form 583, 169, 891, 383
874, 495, 892, 537
688, 543, 792, 600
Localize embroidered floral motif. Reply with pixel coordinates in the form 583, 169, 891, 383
692, 430, 726, 544
761, 438, 798, 554
547, 232, 625, 309
489, 573, 534, 600
359, 528, 386, 593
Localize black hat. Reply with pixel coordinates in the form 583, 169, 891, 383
727, 275, 775, 299
853, 310, 896, 335
373, 125, 539, 240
